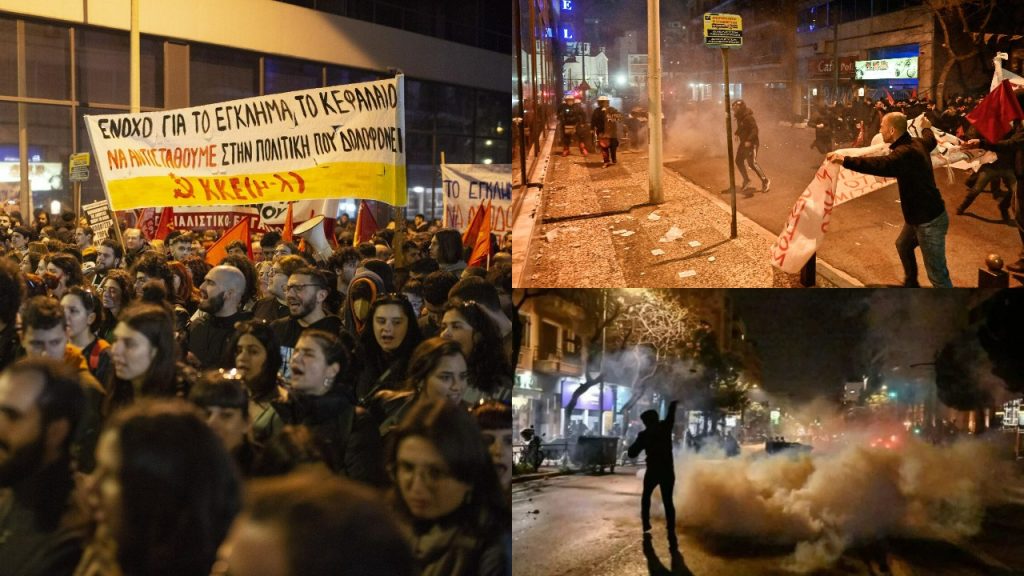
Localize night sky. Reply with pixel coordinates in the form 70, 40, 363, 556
729, 289, 971, 402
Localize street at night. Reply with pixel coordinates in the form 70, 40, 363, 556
513, 0, 1024, 288
512, 289, 1024, 575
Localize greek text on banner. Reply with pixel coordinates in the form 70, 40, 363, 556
84, 77, 407, 211
441, 164, 512, 234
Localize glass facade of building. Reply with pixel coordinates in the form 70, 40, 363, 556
0, 12, 509, 220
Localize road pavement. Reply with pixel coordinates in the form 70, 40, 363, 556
513, 464, 1024, 575
664, 122, 1021, 286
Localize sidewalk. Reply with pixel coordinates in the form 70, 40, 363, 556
515, 134, 861, 288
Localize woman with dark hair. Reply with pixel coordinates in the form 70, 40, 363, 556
32, 208, 49, 233
131, 252, 174, 300
45, 252, 84, 299
98, 269, 136, 342
429, 229, 465, 276
189, 370, 260, 477
372, 337, 468, 439
265, 329, 385, 486
356, 294, 423, 401
62, 286, 113, 386
229, 319, 286, 442
78, 399, 241, 576
105, 302, 193, 415
167, 259, 201, 315
389, 399, 509, 576
440, 298, 513, 403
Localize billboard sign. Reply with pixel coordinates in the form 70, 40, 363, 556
855, 57, 918, 80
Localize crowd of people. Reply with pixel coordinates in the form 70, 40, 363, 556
0, 207, 514, 576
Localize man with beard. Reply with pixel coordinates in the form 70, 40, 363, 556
187, 265, 252, 369
252, 255, 306, 323
270, 267, 342, 378
0, 357, 87, 575
90, 239, 123, 289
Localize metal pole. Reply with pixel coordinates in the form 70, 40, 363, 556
723, 48, 737, 239
130, 0, 140, 114
832, 4, 839, 103
513, 0, 528, 188
647, 0, 663, 203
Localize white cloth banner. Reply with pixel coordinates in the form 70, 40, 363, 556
85, 77, 407, 210
441, 164, 513, 234
770, 145, 890, 273
773, 117, 992, 273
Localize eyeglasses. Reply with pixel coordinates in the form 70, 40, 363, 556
285, 283, 324, 293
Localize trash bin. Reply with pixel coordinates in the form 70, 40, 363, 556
575, 436, 620, 473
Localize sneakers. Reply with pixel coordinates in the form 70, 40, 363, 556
602, 162, 610, 168
562, 147, 570, 157
761, 178, 771, 193
579, 144, 589, 157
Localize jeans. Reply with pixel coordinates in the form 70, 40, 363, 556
641, 470, 676, 535
896, 211, 953, 287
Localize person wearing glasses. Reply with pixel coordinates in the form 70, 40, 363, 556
270, 267, 343, 378
388, 398, 509, 576
252, 255, 305, 324
62, 286, 113, 387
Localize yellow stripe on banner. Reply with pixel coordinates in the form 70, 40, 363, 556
106, 162, 407, 210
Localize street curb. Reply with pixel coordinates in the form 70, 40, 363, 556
661, 167, 864, 288
516, 134, 866, 288
512, 126, 557, 288
512, 469, 574, 484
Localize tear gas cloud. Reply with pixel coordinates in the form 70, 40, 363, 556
658, 431, 1011, 573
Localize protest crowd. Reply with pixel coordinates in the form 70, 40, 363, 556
0, 206, 514, 576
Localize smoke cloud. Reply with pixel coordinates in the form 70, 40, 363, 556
664, 435, 1010, 572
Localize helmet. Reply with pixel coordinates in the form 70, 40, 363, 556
731, 99, 745, 109
564, 93, 575, 100
597, 95, 610, 102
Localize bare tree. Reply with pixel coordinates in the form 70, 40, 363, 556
924, 0, 996, 107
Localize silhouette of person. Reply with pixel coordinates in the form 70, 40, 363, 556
628, 400, 678, 542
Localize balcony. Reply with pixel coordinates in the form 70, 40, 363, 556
533, 353, 585, 377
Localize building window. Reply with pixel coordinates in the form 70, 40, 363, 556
264, 57, 323, 94
190, 44, 260, 106
77, 28, 163, 108
0, 16, 16, 97
25, 20, 71, 100
26, 104, 72, 215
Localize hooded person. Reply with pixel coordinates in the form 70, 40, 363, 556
343, 268, 385, 338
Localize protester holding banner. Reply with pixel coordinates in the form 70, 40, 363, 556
828, 113, 954, 287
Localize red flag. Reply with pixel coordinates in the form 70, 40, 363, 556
352, 201, 378, 246
282, 202, 294, 243
467, 203, 492, 268
966, 79, 1024, 144
461, 203, 487, 247
154, 207, 174, 241
884, 89, 895, 106
137, 208, 158, 240
205, 218, 250, 265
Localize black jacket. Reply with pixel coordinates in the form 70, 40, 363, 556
734, 109, 759, 147
842, 129, 945, 225
627, 401, 677, 474
187, 310, 253, 369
